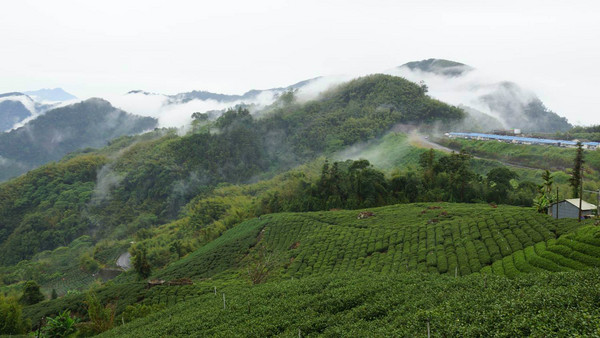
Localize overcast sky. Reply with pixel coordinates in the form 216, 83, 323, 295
1, 0, 599, 125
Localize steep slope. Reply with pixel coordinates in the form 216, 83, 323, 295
0, 75, 466, 268
0, 93, 35, 131
395, 58, 572, 133
159, 203, 585, 280
21, 203, 599, 334
0, 98, 157, 181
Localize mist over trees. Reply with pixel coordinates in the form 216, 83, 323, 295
0, 98, 157, 182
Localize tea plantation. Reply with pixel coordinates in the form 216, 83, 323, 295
102, 270, 600, 337
21, 203, 600, 336
257, 203, 589, 278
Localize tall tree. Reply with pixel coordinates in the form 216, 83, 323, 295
131, 246, 152, 279
541, 170, 554, 195
486, 167, 518, 204
19, 280, 45, 305
419, 149, 436, 187
569, 142, 584, 198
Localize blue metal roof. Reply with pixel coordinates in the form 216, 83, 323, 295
448, 132, 600, 147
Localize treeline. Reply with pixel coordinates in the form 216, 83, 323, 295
551, 124, 600, 142
257, 150, 535, 214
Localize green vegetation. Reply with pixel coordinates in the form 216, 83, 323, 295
570, 142, 585, 198
439, 137, 600, 172
257, 155, 536, 214
19, 280, 45, 305
2, 72, 599, 336
0, 74, 465, 267
542, 124, 600, 142
103, 270, 600, 337
41, 310, 79, 337
0, 294, 30, 335
16, 202, 600, 336
482, 225, 600, 277
436, 136, 600, 202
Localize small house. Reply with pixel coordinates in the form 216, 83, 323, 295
548, 198, 597, 219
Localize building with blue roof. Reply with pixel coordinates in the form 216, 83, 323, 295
446, 132, 599, 150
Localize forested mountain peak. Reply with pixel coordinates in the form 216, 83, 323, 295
396, 59, 572, 133
400, 58, 473, 77
0, 98, 157, 182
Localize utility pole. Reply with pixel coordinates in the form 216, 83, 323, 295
579, 166, 584, 222
584, 189, 600, 217
556, 187, 559, 219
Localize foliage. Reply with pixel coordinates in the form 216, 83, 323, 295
0, 98, 157, 182
0, 294, 30, 334
246, 244, 279, 284
79, 252, 100, 273
121, 303, 166, 323
20, 280, 45, 305
260, 74, 464, 158
85, 292, 115, 334
0, 155, 107, 265
41, 310, 79, 337
258, 156, 531, 215
438, 137, 600, 176
570, 142, 584, 198
101, 270, 600, 337
482, 225, 600, 277
131, 246, 152, 280
156, 218, 264, 280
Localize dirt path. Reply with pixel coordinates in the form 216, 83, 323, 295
117, 252, 132, 271
409, 131, 541, 171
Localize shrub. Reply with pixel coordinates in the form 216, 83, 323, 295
42, 310, 79, 337
19, 280, 45, 305
0, 295, 30, 335
85, 292, 115, 334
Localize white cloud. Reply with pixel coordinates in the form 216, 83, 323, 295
1, 0, 598, 125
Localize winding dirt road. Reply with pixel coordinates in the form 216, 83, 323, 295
408, 131, 540, 171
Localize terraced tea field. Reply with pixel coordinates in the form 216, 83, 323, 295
258, 203, 591, 278
481, 225, 600, 277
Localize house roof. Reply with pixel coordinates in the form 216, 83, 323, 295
554, 198, 598, 211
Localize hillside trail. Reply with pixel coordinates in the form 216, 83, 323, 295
408, 131, 540, 171
117, 252, 132, 271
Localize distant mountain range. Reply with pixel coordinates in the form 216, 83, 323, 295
128, 77, 320, 104
121, 60, 571, 133
0, 88, 77, 131
24, 88, 77, 102
0, 98, 157, 181
395, 59, 571, 133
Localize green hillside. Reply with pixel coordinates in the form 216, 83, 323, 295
0, 74, 466, 266
2, 73, 599, 337
155, 203, 590, 281
481, 225, 600, 277
102, 269, 600, 337
20, 203, 597, 326
438, 137, 600, 172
